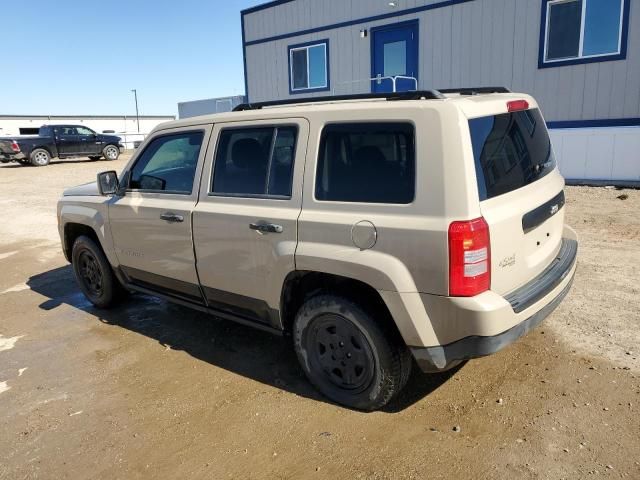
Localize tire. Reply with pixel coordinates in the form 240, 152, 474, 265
88, 156, 102, 161
103, 145, 120, 161
71, 235, 126, 309
293, 294, 412, 411
30, 148, 51, 166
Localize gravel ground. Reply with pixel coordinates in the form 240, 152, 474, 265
0, 158, 638, 479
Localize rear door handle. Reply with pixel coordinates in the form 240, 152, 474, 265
249, 223, 283, 234
160, 212, 184, 223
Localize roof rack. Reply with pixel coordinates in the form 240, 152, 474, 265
438, 86, 511, 95
233, 90, 445, 111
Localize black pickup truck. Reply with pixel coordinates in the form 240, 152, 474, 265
0, 125, 124, 166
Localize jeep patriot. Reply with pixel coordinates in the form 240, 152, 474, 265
57, 89, 578, 410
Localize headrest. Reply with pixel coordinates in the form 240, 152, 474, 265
353, 146, 387, 169
231, 138, 266, 170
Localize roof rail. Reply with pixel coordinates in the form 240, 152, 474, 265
438, 86, 511, 95
233, 90, 445, 111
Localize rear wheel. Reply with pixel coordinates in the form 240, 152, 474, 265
30, 148, 51, 166
293, 294, 411, 411
103, 145, 119, 161
71, 235, 126, 308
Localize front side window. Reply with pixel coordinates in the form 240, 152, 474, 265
542, 0, 627, 66
129, 131, 204, 194
316, 123, 415, 204
212, 126, 297, 198
289, 41, 329, 93
76, 127, 95, 136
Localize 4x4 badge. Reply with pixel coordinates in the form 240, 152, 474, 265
499, 254, 516, 268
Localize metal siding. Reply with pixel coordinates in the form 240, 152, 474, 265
244, 0, 640, 121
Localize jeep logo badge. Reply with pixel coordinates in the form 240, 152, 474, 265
550, 204, 559, 215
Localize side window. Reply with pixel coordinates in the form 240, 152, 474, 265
316, 123, 415, 204
60, 126, 78, 136
76, 127, 95, 136
129, 131, 204, 194
212, 126, 297, 198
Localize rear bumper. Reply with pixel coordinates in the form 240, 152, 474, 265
0, 152, 26, 162
405, 228, 578, 372
411, 274, 574, 372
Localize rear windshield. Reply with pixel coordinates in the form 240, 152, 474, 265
469, 108, 555, 200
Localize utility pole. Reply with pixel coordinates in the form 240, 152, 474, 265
131, 89, 140, 133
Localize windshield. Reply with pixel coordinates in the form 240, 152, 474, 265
469, 108, 556, 200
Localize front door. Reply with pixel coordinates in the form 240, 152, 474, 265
371, 20, 419, 93
76, 126, 101, 155
192, 118, 309, 328
108, 126, 211, 303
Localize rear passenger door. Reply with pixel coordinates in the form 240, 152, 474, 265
56, 126, 80, 155
192, 119, 309, 329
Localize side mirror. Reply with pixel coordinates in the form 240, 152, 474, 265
97, 170, 119, 195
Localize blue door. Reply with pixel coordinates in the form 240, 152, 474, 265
371, 20, 419, 93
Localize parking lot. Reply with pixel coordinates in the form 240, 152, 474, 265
0, 157, 639, 479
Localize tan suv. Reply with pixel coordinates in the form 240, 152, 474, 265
57, 89, 578, 410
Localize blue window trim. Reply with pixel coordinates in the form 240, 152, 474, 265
244, 0, 474, 47
546, 117, 640, 129
369, 19, 420, 93
287, 39, 331, 95
241, 15, 250, 101
538, 0, 630, 69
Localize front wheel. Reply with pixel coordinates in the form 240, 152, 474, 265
30, 148, 51, 166
71, 235, 126, 308
103, 145, 120, 161
293, 294, 412, 411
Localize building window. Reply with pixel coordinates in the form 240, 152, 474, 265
540, 0, 629, 68
288, 40, 329, 93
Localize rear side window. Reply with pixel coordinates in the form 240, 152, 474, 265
129, 131, 204, 194
469, 108, 556, 201
212, 126, 297, 198
316, 123, 415, 204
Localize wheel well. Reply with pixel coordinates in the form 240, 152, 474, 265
280, 271, 397, 334
63, 223, 100, 262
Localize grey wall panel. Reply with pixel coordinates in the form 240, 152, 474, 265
244, 0, 640, 121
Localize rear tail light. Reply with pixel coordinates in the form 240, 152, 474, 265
448, 217, 490, 297
10, 141, 20, 152
507, 100, 529, 112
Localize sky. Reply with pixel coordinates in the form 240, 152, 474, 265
0, 0, 265, 116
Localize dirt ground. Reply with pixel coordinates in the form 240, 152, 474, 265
0, 157, 638, 479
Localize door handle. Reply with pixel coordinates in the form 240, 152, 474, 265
160, 212, 184, 223
249, 223, 283, 234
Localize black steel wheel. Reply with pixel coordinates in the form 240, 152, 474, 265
71, 235, 126, 308
78, 250, 103, 297
307, 313, 376, 393
293, 294, 411, 411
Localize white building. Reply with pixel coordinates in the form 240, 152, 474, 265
0, 114, 175, 149
238, 0, 640, 184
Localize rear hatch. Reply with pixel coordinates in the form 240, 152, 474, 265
467, 103, 566, 296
